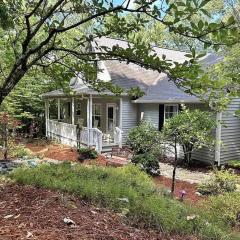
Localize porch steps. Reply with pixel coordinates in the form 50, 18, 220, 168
102, 144, 119, 153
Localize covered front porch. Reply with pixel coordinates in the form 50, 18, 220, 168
44, 94, 123, 153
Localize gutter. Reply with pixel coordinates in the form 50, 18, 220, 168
215, 112, 222, 167
132, 99, 202, 104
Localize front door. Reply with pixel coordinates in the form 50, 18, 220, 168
106, 104, 117, 137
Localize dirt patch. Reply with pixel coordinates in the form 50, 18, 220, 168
0, 184, 197, 240
83, 155, 108, 166
26, 142, 125, 167
154, 176, 205, 203
44, 145, 78, 162
25, 143, 47, 153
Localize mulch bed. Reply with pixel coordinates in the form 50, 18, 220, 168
26, 143, 122, 167
0, 184, 198, 240
26, 143, 79, 162
154, 176, 205, 203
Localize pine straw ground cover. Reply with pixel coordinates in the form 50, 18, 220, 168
0, 183, 188, 240
8, 163, 236, 240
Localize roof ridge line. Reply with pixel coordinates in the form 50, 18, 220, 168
98, 36, 189, 54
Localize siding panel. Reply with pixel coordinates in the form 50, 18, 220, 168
220, 98, 240, 164
122, 98, 138, 143
138, 103, 159, 128
187, 104, 216, 163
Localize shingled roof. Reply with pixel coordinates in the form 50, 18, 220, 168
43, 37, 222, 103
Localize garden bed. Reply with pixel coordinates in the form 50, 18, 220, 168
0, 183, 196, 240
154, 176, 205, 203
24, 141, 208, 203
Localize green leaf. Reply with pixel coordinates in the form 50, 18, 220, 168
199, 0, 211, 8
198, 20, 204, 30
227, 16, 235, 25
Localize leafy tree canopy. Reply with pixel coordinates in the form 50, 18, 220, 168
0, 0, 238, 108
162, 106, 216, 164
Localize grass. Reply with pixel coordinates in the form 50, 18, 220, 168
9, 163, 234, 240
200, 192, 240, 226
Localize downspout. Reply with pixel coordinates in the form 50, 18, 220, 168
215, 112, 222, 167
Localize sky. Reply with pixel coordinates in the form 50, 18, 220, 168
113, 0, 136, 8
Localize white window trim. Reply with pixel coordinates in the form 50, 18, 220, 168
92, 103, 102, 128
164, 104, 179, 123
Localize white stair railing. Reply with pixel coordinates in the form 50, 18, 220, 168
80, 127, 89, 145
114, 127, 123, 148
90, 128, 103, 153
80, 127, 103, 153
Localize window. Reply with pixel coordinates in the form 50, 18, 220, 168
92, 104, 101, 128
76, 102, 81, 116
164, 105, 178, 121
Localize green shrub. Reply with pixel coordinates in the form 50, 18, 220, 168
201, 192, 240, 226
131, 153, 160, 176
9, 142, 30, 158
9, 163, 231, 240
78, 147, 98, 161
198, 169, 239, 195
227, 160, 240, 169
127, 121, 163, 155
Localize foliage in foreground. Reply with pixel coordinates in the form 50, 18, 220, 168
127, 121, 162, 175
10, 163, 232, 240
162, 108, 215, 165
131, 153, 160, 176
127, 121, 163, 155
198, 169, 239, 195
77, 147, 98, 162
8, 142, 30, 158
200, 192, 240, 227
227, 160, 240, 169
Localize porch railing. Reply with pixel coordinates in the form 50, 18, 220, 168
80, 127, 103, 153
47, 119, 77, 147
114, 127, 123, 147
46, 120, 122, 153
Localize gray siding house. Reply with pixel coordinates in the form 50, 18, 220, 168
43, 37, 240, 165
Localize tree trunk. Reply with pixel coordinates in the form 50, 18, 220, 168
0, 67, 27, 106
171, 136, 178, 194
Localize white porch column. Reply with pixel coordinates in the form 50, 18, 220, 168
57, 98, 61, 120
87, 96, 93, 147
119, 98, 123, 148
45, 99, 49, 137
215, 112, 222, 167
71, 97, 75, 124
119, 98, 123, 129
89, 95, 93, 128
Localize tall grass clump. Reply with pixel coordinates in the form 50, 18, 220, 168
10, 163, 231, 240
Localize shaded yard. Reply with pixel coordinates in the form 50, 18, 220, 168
24, 142, 204, 202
